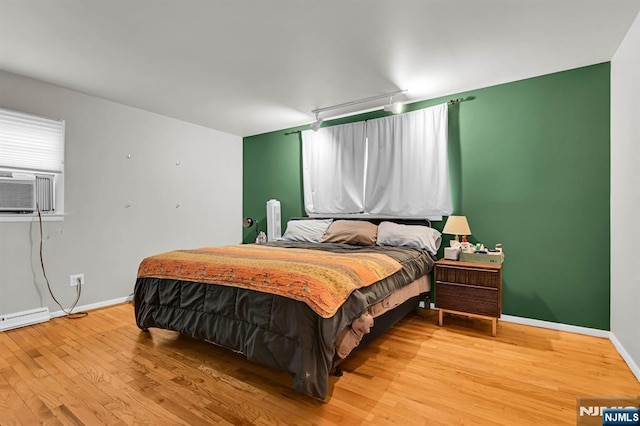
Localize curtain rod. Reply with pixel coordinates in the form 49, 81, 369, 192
286, 99, 464, 135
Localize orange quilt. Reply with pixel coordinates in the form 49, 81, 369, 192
137, 244, 402, 318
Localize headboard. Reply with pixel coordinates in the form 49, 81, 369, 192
290, 216, 432, 228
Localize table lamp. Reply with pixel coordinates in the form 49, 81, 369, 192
442, 215, 471, 248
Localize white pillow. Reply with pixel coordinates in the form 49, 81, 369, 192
376, 221, 441, 255
282, 219, 333, 243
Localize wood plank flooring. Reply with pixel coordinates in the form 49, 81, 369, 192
0, 303, 638, 425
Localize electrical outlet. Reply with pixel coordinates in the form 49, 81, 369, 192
70, 274, 84, 287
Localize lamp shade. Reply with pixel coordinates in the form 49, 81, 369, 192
442, 215, 471, 236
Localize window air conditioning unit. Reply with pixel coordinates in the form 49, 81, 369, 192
0, 173, 54, 213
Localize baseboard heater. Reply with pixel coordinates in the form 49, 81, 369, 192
0, 307, 50, 332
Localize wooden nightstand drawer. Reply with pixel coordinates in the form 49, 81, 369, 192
435, 265, 500, 288
435, 282, 499, 317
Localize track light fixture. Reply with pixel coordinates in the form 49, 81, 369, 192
383, 94, 404, 114
310, 112, 324, 132
310, 89, 407, 131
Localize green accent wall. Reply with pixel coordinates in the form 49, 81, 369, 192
243, 63, 611, 330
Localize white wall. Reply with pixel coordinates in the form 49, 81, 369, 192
611, 11, 640, 381
0, 70, 242, 316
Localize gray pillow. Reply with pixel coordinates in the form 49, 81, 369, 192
376, 221, 441, 255
282, 219, 333, 243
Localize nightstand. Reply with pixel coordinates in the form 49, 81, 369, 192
434, 259, 503, 336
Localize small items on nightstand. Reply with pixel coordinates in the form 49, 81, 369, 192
460, 241, 475, 253
442, 215, 472, 260
444, 247, 460, 260
256, 231, 267, 244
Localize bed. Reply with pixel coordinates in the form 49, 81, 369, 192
133, 218, 440, 399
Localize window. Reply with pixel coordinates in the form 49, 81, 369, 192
301, 104, 452, 219
0, 107, 65, 216
302, 121, 367, 214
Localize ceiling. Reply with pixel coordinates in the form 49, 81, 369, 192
1, 1, 639, 137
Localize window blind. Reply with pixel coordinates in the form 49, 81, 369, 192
0, 107, 65, 173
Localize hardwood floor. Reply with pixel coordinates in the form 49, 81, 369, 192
0, 303, 638, 425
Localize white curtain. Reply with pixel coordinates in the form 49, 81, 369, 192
365, 104, 452, 217
301, 121, 366, 214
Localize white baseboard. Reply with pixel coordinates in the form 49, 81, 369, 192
609, 332, 640, 383
50, 294, 133, 319
499, 314, 611, 338
428, 302, 609, 338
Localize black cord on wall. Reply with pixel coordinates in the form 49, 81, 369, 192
37, 206, 87, 319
